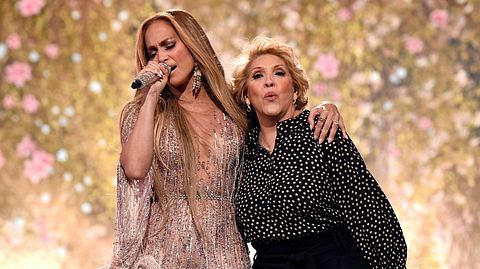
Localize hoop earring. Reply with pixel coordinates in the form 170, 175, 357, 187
245, 97, 251, 112
192, 63, 202, 97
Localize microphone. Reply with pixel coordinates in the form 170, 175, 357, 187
131, 63, 171, 90
131, 72, 159, 89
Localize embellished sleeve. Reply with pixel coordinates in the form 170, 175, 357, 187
322, 131, 408, 269
109, 103, 155, 269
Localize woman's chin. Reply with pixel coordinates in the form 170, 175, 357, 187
257, 108, 283, 120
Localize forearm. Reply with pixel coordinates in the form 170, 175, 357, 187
120, 93, 158, 179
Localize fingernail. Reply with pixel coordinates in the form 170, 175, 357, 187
319, 138, 324, 143
328, 138, 333, 143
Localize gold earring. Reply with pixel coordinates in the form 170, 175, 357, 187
192, 63, 202, 97
245, 97, 251, 112
293, 88, 298, 108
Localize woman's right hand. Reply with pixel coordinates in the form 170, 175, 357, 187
139, 61, 171, 98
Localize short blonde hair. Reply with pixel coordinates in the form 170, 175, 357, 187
232, 36, 309, 113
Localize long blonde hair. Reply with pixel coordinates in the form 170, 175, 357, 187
120, 9, 247, 242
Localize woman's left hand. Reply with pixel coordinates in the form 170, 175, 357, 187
308, 102, 348, 143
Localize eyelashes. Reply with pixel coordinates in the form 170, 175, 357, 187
165, 42, 175, 50
251, 70, 287, 80
146, 42, 176, 59
252, 73, 263, 80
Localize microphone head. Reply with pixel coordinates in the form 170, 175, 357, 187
131, 79, 142, 89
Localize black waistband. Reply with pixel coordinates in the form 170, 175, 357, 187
252, 226, 353, 252
251, 226, 362, 269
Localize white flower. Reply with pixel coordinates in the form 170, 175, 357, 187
58, 116, 69, 126
56, 148, 68, 162
71, 10, 81, 20
74, 183, 84, 192
63, 172, 73, 182
40, 192, 51, 203
64, 106, 75, 117
0, 43, 7, 59
89, 81, 102, 93
98, 32, 108, 42
81, 202, 92, 214
51, 105, 60, 115
118, 10, 129, 21
40, 124, 51, 134
83, 175, 93, 186
71, 52, 82, 63
111, 20, 122, 32
28, 50, 40, 62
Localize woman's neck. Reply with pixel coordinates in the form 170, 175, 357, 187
257, 106, 299, 132
257, 107, 300, 152
170, 78, 209, 103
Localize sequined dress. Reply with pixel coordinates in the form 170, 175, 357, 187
109, 99, 251, 269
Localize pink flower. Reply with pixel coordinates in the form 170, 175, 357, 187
18, 0, 46, 17
315, 53, 340, 79
352, 0, 366, 11
23, 149, 54, 184
388, 143, 400, 158
330, 89, 342, 101
404, 36, 424, 54
44, 43, 60, 59
6, 33, 21, 49
22, 94, 40, 113
313, 83, 327, 96
16, 135, 37, 158
417, 117, 433, 130
35, 217, 51, 243
5, 61, 32, 87
3, 95, 17, 109
430, 9, 448, 29
337, 8, 352, 21
0, 149, 5, 169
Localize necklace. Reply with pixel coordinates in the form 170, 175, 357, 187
259, 132, 273, 153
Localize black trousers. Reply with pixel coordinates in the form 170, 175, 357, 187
251, 226, 370, 269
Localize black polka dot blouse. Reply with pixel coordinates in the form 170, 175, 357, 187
235, 110, 407, 269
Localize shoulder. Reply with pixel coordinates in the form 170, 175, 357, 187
278, 109, 311, 132
320, 131, 358, 158
244, 126, 260, 156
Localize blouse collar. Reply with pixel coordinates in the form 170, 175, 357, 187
246, 110, 310, 147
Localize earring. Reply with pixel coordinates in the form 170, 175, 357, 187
293, 88, 297, 108
192, 63, 202, 97
245, 97, 251, 112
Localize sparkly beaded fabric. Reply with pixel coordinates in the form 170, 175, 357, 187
108, 99, 251, 269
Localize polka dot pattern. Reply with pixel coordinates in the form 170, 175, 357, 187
235, 110, 407, 268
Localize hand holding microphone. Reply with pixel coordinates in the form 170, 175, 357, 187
131, 61, 172, 90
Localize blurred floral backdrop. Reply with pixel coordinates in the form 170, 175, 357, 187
1, 0, 479, 268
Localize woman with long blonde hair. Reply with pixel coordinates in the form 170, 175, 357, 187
109, 9, 345, 269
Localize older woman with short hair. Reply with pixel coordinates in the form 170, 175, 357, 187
233, 36, 407, 269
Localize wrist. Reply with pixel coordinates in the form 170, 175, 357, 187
143, 91, 160, 106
